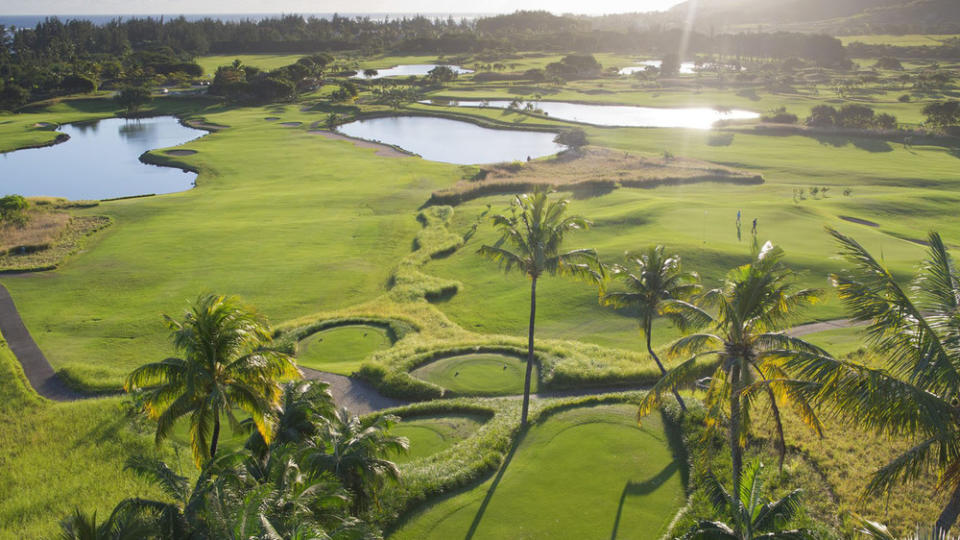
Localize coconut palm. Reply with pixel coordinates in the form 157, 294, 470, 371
478, 187, 604, 426
58, 507, 155, 540
303, 408, 408, 515
683, 460, 809, 540
639, 242, 825, 495
125, 293, 301, 466
245, 380, 336, 459
601, 245, 703, 411
786, 229, 960, 534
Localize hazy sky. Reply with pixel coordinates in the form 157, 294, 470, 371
3, 0, 687, 16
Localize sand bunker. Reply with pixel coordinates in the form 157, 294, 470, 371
308, 130, 409, 159
265, 117, 280, 121
33, 122, 55, 128
165, 149, 197, 156
279, 121, 303, 127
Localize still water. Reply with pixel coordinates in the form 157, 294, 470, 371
0, 116, 205, 200
337, 116, 565, 164
421, 99, 760, 129
353, 64, 473, 78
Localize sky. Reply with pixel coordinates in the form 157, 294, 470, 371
2, 0, 688, 16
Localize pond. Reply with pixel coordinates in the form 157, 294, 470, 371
0, 116, 205, 200
353, 64, 473, 78
336, 116, 565, 164
619, 60, 742, 75
421, 99, 760, 129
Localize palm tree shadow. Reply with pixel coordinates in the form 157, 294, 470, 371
464, 435, 522, 539
608, 461, 679, 540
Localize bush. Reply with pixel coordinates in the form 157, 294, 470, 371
0, 195, 29, 226
60, 74, 97, 94
761, 106, 798, 124
806, 105, 837, 127
923, 100, 960, 129
554, 128, 588, 149
898, 94, 911, 103
873, 57, 903, 70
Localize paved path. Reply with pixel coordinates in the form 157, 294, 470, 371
0, 281, 867, 410
0, 283, 83, 401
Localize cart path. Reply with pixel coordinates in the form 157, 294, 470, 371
0, 283, 84, 401
0, 282, 865, 409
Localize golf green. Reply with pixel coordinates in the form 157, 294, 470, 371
410, 353, 535, 396
389, 404, 685, 539
391, 414, 486, 463
296, 325, 392, 374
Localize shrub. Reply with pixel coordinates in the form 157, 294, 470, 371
553, 128, 588, 149
806, 104, 837, 127
60, 74, 97, 94
761, 106, 798, 124
898, 94, 911, 103
0, 195, 29, 225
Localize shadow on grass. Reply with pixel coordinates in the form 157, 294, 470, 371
609, 462, 679, 540
464, 434, 522, 540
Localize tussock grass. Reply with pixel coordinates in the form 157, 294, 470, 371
0, 214, 110, 272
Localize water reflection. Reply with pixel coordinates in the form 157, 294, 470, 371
421, 99, 759, 129
336, 116, 564, 164
0, 116, 205, 200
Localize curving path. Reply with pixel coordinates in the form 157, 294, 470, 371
0, 283, 84, 401
0, 281, 866, 410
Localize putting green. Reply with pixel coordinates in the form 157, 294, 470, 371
411, 353, 536, 396
389, 404, 685, 539
296, 325, 392, 374
392, 414, 486, 463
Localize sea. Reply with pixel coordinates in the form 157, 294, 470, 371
0, 13, 493, 29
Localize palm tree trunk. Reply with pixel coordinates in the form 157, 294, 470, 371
729, 363, 743, 498
645, 322, 686, 412
210, 414, 220, 459
936, 483, 960, 537
521, 276, 538, 427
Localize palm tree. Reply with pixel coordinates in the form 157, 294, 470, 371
58, 508, 154, 540
478, 188, 604, 426
683, 460, 809, 540
125, 293, 301, 466
244, 380, 336, 459
787, 229, 960, 534
601, 245, 703, 411
639, 242, 825, 496
303, 408, 408, 515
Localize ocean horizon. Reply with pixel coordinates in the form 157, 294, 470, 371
0, 12, 494, 29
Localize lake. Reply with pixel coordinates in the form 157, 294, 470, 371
619, 60, 743, 75
353, 64, 473, 78
0, 116, 205, 200
421, 99, 760, 129
336, 116, 564, 164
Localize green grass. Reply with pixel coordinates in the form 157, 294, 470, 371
389, 404, 685, 540
391, 414, 486, 464
296, 325, 392, 374
838, 34, 960, 46
802, 326, 869, 358
0, 341, 187, 539
410, 353, 535, 396
196, 54, 309, 76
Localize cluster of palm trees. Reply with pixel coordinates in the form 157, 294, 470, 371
480, 188, 960, 534
62, 294, 407, 539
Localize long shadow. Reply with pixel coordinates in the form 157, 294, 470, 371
609, 462, 680, 539
464, 435, 523, 540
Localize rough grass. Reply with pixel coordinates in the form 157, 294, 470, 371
426, 146, 762, 206
389, 403, 685, 540
0, 341, 185, 539
0, 214, 111, 272
410, 353, 534, 396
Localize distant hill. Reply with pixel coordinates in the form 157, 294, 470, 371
651, 0, 960, 34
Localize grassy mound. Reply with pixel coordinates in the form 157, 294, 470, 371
389, 404, 685, 539
410, 353, 534, 396
391, 413, 486, 463
296, 324, 393, 374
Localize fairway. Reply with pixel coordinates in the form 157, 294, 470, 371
389, 404, 685, 540
296, 324, 393, 374
411, 353, 535, 396
391, 413, 486, 463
